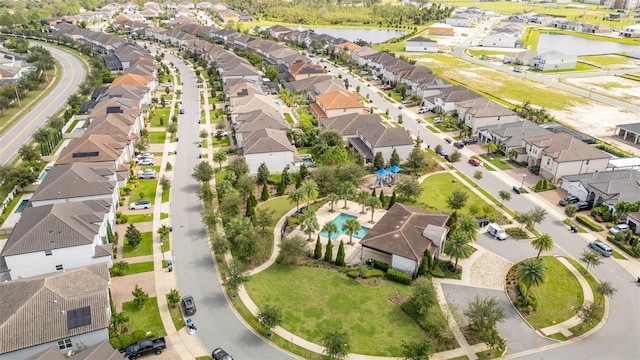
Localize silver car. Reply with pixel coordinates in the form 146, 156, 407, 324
129, 200, 151, 210
138, 169, 157, 179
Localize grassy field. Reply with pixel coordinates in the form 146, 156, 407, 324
122, 297, 167, 337
418, 172, 500, 217
148, 131, 167, 144
563, 258, 605, 336
525, 256, 583, 330
245, 265, 431, 356
211, 136, 231, 147
110, 261, 154, 277
122, 231, 153, 258
412, 53, 588, 110
127, 213, 155, 224
150, 108, 171, 127
579, 54, 640, 68
129, 180, 158, 204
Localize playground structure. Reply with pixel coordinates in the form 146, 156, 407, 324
369, 166, 403, 188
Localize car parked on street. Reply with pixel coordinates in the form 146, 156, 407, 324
559, 195, 579, 206
609, 223, 630, 235
129, 200, 151, 210
138, 169, 157, 179
462, 137, 478, 144
438, 148, 447, 156
468, 158, 481, 166
589, 240, 612, 257
181, 295, 197, 316
212, 347, 233, 360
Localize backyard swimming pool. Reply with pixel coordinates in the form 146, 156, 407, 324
15, 199, 29, 213
38, 168, 50, 181
319, 213, 369, 241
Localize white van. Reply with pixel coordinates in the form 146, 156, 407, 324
487, 223, 507, 241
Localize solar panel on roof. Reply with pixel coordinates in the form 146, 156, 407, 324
67, 306, 91, 330
72, 151, 99, 158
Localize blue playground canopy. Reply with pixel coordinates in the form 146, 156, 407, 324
388, 165, 403, 173
375, 168, 390, 176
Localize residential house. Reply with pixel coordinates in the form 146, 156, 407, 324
614, 122, 640, 145
25, 340, 120, 360
229, 94, 280, 119
349, 122, 414, 165
0, 200, 114, 280
455, 97, 520, 132
319, 113, 381, 141
360, 203, 450, 276
481, 23, 524, 48
560, 170, 640, 213
620, 24, 640, 38
310, 91, 364, 119
503, 50, 536, 65
56, 134, 133, 166
241, 128, 301, 174
282, 75, 339, 97
285, 61, 327, 81
625, 211, 640, 234
0, 263, 111, 359
233, 110, 289, 147
266, 25, 293, 39
29, 162, 120, 208
424, 85, 480, 114
476, 120, 552, 162
405, 36, 439, 53
530, 51, 577, 71
445, 14, 476, 27
523, 132, 611, 179
428, 23, 455, 36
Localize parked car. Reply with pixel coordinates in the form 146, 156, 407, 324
512, 185, 521, 194
181, 295, 197, 316
212, 347, 233, 360
125, 337, 167, 359
468, 158, 481, 166
138, 169, 157, 179
179, 108, 185, 114
129, 200, 151, 210
418, 107, 430, 114
381, 85, 393, 90
453, 141, 464, 149
438, 149, 447, 156
589, 240, 612, 257
444, 137, 452, 144
609, 223, 630, 235
462, 137, 478, 144
433, 117, 443, 124
138, 158, 154, 166
513, 67, 523, 73
559, 195, 579, 206
401, 100, 413, 104
136, 155, 153, 164
487, 223, 507, 240
444, 154, 451, 162
576, 201, 591, 210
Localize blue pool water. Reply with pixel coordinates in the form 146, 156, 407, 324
274, 100, 282, 107
319, 213, 369, 241
38, 168, 50, 181
16, 200, 29, 213
302, 158, 314, 166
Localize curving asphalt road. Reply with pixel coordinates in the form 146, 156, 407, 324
0, 45, 85, 165
162, 50, 297, 360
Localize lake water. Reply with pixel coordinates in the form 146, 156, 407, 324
536, 33, 640, 56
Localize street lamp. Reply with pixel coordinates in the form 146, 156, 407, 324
521, 174, 527, 188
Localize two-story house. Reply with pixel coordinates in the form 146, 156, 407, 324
310, 90, 364, 119
455, 97, 520, 132
349, 122, 414, 165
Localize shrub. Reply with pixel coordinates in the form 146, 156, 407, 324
109, 338, 120, 351
608, 235, 640, 258
385, 268, 412, 285
576, 216, 604, 231
366, 269, 385, 278
346, 270, 358, 278
130, 329, 147, 343
287, 216, 299, 227
117, 334, 132, 350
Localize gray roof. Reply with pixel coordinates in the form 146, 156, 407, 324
234, 110, 288, 133
26, 340, 119, 360
456, 97, 517, 118
243, 128, 297, 155
616, 122, 640, 134
1, 199, 111, 256
358, 122, 413, 148
30, 162, 116, 203
478, 120, 551, 148
0, 263, 110, 354
320, 113, 381, 137
360, 203, 449, 261
523, 132, 610, 163
562, 169, 640, 205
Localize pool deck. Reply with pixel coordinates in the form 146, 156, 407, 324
1, 193, 33, 232
289, 200, 387, 265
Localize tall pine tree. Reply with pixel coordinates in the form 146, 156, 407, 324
261, 182, 270, 201
387, 191, 397, 210
324, 240, 333, 263
335, 240, 346, 266
314, 236, 322, 260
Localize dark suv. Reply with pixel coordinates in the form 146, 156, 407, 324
181, 296, 196, 316
559, 196, 579, 206
462, 137, 478, 145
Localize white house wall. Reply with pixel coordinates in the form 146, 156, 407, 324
482, 33, 517, 48
405, 43, 438, 53
324, 108, 362, 118
540, 156, 609, 180
462, 113, 520, 132
560, 180, 588, 201
6, 245, 112, 280
245, 151, 294, 175
31, 192, 119, 209
0, 329, 109, 360
360, 247, 392, 265
391, 254, 418, 275
373, 145, 413, 164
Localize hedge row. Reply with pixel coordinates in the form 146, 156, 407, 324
608, 236, 640, 258
385, 268, 412, 285
370, 259, 389, 272
346, 268, 385, 279
576, 215, 603, 232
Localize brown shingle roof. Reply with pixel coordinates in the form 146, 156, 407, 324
358, 123, 413, 147
57, 134, 129, 164
360, 203, 449, 261
523, 132, 610, 162
0, 263, 110, 354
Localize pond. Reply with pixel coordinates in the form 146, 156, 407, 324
536, 33, 640, 56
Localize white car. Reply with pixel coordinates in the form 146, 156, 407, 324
129, 200, 151, 210
138, 169, 157, 179
609, 223, 630, 235
418, 107, 430, 114
138, 158, 154, 166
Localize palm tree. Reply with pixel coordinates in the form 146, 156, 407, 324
111, 312, 130, 336
299, 208, 319, 241
288, 187, 305, 212
327, 193, 340, 212
579, 249, 602, 274
531, 234, 554, 259
300, 179, 319, 208
338, 181, 355, 209
355, 190, 370, 214
342, 218, 361, 245
213, 151, 228, 170
444, 231, 474, 269
482, 142, 498, 155
322, 222, 339, 241
516, 258, 547, 305
365, 196, 381, 223
457, 214, 479, 242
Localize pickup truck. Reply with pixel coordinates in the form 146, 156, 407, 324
125, 337, 167, 359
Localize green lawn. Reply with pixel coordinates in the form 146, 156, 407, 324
148, 131, 167, 144
110, 261, 154, 277
563, 258, 605, 336
0, 192, 23, 226
211, 136, 231, 147
257, 196, 295, 220
166, 295, 185, 330
150, 108, 171, 127
129, 180, 158, 204
245, 265, 431, 356
127, 214, 155, 224
161, 239, 170, 252
122, 232, 153, 258
418, 173, 499, 217
524, 257, 583, 330
140, 165, 161, 172
479, 154, 511, 170
162, 188, 170, 203
122, 297, 167, 337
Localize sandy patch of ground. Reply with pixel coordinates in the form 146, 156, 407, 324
547, 102, 638, 139
564, 75, 640, 106
110, 272, 157, 312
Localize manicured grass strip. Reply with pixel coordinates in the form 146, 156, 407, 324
211, 136, 230, 147
563, 257, 605, 336
129, 180, 158, 204
419, 172, 500, 217
110, 261, 154, 276
166, 294, 185, 330
245, 265, 430, 356
161, 212, 168, 220
480, 154, 511, 170
122, 232, 153, 258
454, 171, 515, 218
546, 332, 568, 341
148, 131, 167, 144
0, 193, 23, 226
122, 297, 167, 337
127, 214, 155, 224
150, 108, 171, 127
162, 188, 170, 203
476, 348, 505, 360
525, 256, 583, 330
161, 239, 171, 252
140, 165, 161, 172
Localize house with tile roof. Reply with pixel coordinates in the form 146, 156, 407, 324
229, 94, 280, 118
233, 110, 289, 147
523, 132, 611, 180
311, 90, 364, 119
241, 128, 301, 174
455, 97, 520, 132
0, 263, 111, 359
56, 134, 133, 166
0, 200, 114, 280
349, 122, 414, 165
286, 61, 327, 81
560, 170, 640, 214
476, 120, 552, 162
360, 203, 450, 276
282, 75, 337, 95
219, 62, 261, 83
29, 162, 120, 207
319, 113, 381, 141
25, 340, 120, 360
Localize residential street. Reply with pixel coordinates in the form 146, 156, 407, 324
163, 51, 297, 360
0, 44, 85, 164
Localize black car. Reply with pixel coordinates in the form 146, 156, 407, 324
462, 137, 478, 144
453, 141, 464, 149
212, 347, 233, 360
576, 201, 592, 210
559, 196, 579, 206
181, 295, 196, 316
